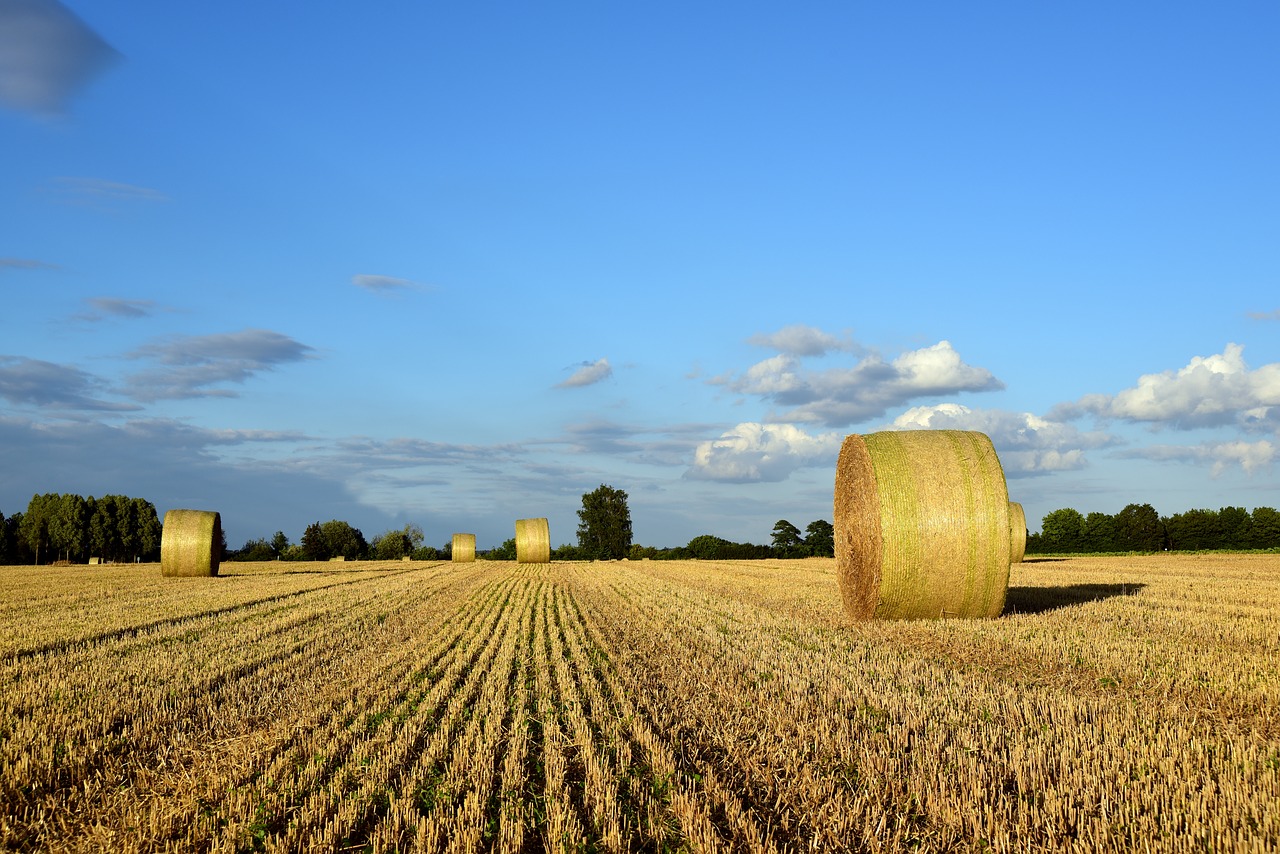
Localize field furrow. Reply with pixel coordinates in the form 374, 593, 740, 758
0, 555, 1276, 853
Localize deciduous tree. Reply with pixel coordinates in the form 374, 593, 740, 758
577, 484, 632, 560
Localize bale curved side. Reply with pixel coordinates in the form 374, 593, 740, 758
515, 518, 550, 564
835, 430, 1010, 620
160, 509, 221, 578
452, 533, 476, 563
1009, 501, 1027, 564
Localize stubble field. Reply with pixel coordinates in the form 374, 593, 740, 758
1, 554, 1277, 852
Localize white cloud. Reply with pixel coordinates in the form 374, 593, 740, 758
718, 339, 1003, 427
891, 403, 1114, 476
1052, 344, 1280, 431
1124, 440, 1276, 477
746, 324, 857, 356
686, 422, 842, 483
556, 358, 612, 389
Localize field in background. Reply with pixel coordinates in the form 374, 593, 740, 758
1, 555, 1277, 852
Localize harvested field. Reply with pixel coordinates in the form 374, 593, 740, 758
1, 554, 1277, 852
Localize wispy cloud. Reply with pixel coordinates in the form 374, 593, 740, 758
123, 328, 316, 401
1247, 309, 1280, 321
352, 274, 423, 296
0, 355, 137, 411
47, 177, 168, 206
1121, 440, 1275, 477
556, 358, 613, 389
1050, 344, 1280, 432
0, 0, 119, 117
0, 257, 59, 272
74, 297, 162, 322
713, 334, 1003, 427
685, 422, 842, 483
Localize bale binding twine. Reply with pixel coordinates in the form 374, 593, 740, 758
515, 518, 550, 563
160, 509, 221, 577
834, 430, 1010, 620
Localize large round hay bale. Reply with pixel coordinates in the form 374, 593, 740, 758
452, 533, 476, 563
160, 509, 221, 578
834, 430, 1010, 620
515, 518, 550, 564
1009, 501, 1027, 564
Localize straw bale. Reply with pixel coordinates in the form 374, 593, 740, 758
160, 509, 221, 578
1009, 501, 1027, 564
834, 430, 1010, 620
452, 533, 476, 563
515, 518, 550, 564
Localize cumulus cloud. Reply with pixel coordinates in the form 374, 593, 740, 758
556, 358, 612, 389
1050, 344, 1280, 432
746, 324, 857, 356
0, 0, 119, 116
685, 422, 843, 483
123, 328, 316, 401
891, 403, 1115, 476
716, 338, 1002, 427
352, 274, 422, 295
0, 355, 137, 411
1122, 440, 1275, 477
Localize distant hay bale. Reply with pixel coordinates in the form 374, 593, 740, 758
1009, 501, 1027, 564
160, 509, 221, 578
452, 533, 476, 563
401, 555, 411, 562
834, 430, 1010, 620
515, 518, 550, 564
88, 557, 100, 565
329, 556, 346, 562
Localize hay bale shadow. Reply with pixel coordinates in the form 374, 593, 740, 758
1004, 582, 1146, 615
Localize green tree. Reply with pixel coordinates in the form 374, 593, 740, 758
771, 520, 804, 555
1040, 508, 1085, 553
271, 531, 290, 558
20, 493, 59, 564
132, 498, 161, 562
1114, 503, 1163, 551
1082, 512, 1117, 553
487, 538, 517, 561
300, 522, 328, 560
372, 523, 424, 560
804, 520, 835, 557
1249, 506, 1280, 549
576, 484, 633, 560
686, 534, 730, 560
1218, 506, 1252, 548
318, 520, 366, 560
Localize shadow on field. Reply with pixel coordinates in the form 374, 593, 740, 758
1004, 583, 1146, 615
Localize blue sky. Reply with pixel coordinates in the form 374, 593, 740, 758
3, 1, 1278, 550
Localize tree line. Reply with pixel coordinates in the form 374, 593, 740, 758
1028, 503, 1280, 553
0, 494, 162, 565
